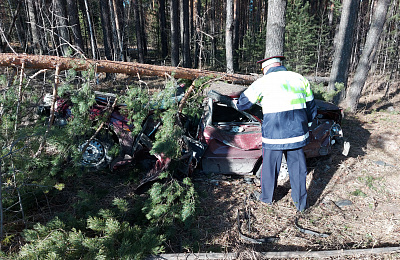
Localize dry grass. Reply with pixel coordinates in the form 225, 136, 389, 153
170, 79, 400, 257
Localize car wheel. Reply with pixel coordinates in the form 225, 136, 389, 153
77, 132, 115, 171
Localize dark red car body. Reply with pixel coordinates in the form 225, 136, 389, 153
197, 83, 343, 175
39, 82, 344, 180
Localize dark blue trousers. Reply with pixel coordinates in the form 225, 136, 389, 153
260, 147, 308, 211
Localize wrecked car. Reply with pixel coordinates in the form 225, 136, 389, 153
197, 82, 345, 179
38, 91, 151, 170
37, 87, 206, 191
38, 81, 345, 184
37, 88, 200, 178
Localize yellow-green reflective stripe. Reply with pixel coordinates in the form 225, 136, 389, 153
306, 89, 313, 97
282, 83, 305, 94
292, 87, 305, 94
291, 98, 306, 105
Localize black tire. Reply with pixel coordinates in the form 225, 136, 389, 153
77, 131, 115, 171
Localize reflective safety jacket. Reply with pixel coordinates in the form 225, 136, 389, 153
237, 66, 317, 150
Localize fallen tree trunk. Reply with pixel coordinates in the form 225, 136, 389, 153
0, 53, 259, 85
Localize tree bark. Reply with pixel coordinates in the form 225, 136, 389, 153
1, 1, 21, 52
264, 0, 286, 58
66, 0, 85, 54
328, 0, 360, 104
193, 0, 201, 68
83, 0, 97, 59
181, 0, 191, 68
158, 0, 168, 60
26, 0, 42, 54
54, 0, 70, 56
12, 0, 28, 51
111, 0, 125, 61
210, 0, 216, 67
0, 26, 3, 53
108, 0, 118, 60
226, 0, 234, 73
346, 0, 391, 112
100, 0, 114, 61
170, 0, 180, 66
233, 0, 239, 71
133, 0, 145, 63
139, 0, 148, 57
0, 53, 258, 85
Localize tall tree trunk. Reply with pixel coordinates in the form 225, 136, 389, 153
233, 0, 239, 71
133, 0, 145, 63
0, 21, 5, 53
190, 0, 194, 44
346, 0, 391, 112
170, 0, 180, 66
77, 0, 90, 51
12, 0, 27, 51
193, 0, 201, 68
181, 0, 191, 68
210, 0, 216, 67
100, 0, 114, 79
54, 0, 70, 56
111, 0, 125, 61
100, 0, 114, 61
180, 0, 184, 58
158, 0, 168, 60
226, 0, 234, 73
264, 0, 286, 58
83, 0, 97, 59
1, 1, 22, 52
26, 0, 42, 54
139, 0, 148, 57
328, 0, 360, 104
66, 0, 85, 55
108, 0, 118, 60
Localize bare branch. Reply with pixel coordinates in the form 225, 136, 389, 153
34, 65, 61, 157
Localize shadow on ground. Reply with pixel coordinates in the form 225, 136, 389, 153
306, 113, 371, 207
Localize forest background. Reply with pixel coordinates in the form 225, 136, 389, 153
1, 0, 398, 108
0, 0, 400, 259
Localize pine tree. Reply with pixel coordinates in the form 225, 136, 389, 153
285, 0, 319, 73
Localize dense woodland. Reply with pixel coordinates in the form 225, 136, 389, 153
0, 0, 397, 76
1, 0, 399, 110
0, 0, 399, 259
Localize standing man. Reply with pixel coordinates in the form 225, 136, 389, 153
235, 56, 317, 212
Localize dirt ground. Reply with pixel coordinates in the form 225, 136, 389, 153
2, 68, 400, 258
170, 79, 400, 259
